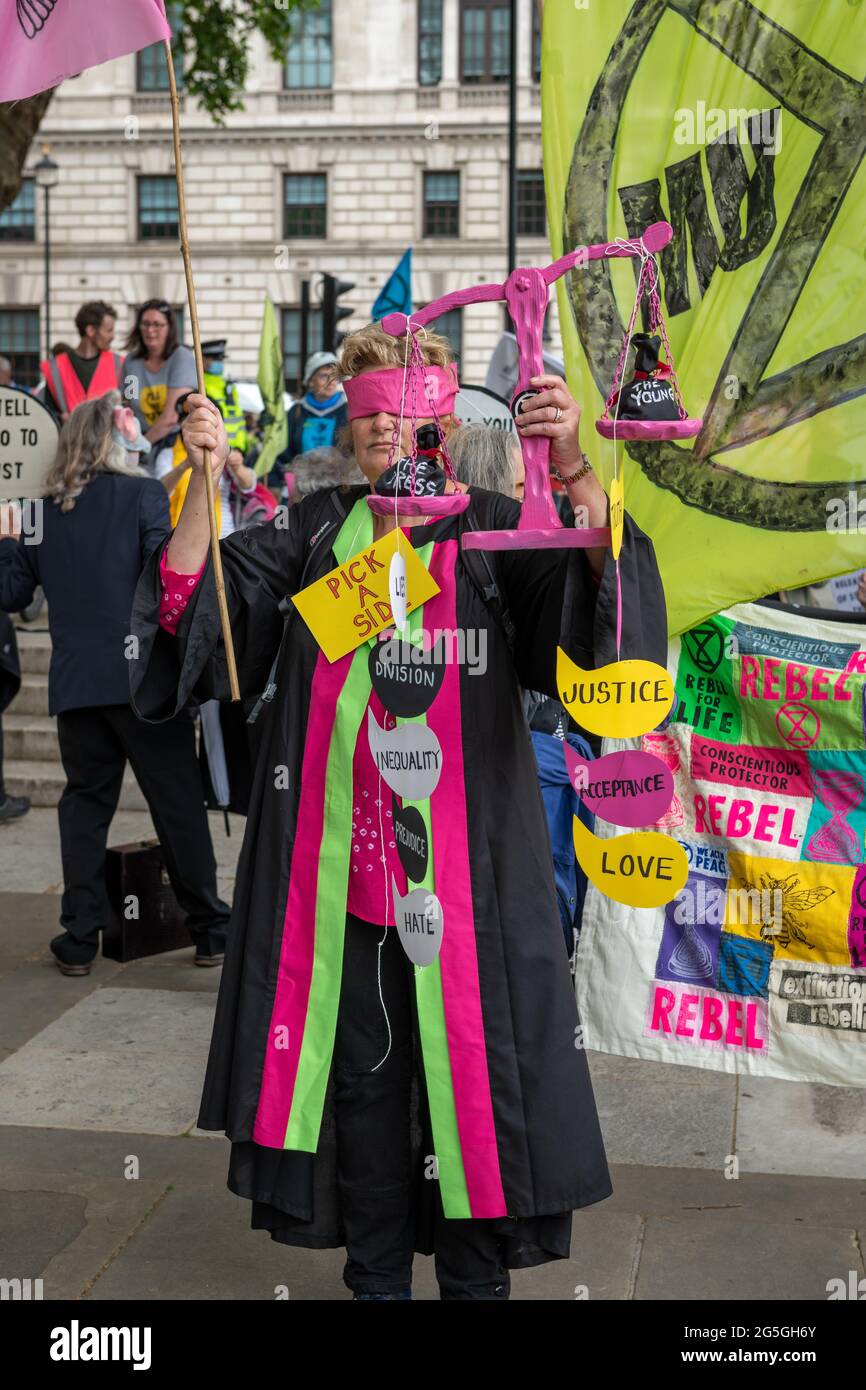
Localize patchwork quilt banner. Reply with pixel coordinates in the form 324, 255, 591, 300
576, 603, 866, 1087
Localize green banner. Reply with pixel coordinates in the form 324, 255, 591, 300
542, 0, 866, 634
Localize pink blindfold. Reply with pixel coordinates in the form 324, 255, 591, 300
343, 365, 459, 421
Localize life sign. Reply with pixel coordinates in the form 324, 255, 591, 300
557, 648, 675, 738
573, 816, 689, 910
0, 386, 60, 498
292, 527, 440, 663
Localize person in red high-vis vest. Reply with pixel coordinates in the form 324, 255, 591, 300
41, 301, 122, 422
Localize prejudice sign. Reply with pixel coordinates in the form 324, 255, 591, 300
0, 386, 59, 497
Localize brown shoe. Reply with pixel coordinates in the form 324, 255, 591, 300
50, 932, 96, 976
55, 960, 92, 977
194, 950, 224, 967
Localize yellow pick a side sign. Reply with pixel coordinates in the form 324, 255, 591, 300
573, 817, 689, 910
556, 648, 674, 738
293, 529, 440, 663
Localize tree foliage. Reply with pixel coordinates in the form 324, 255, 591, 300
0, 0, 311, 212
173, 0, 312, 121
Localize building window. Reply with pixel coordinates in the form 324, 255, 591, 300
284, 0, 332, 89
282, 306, 324, 392
0, 180, 36, 242
283, 174, 327, 239
423, 171, 460, 238
516, 170, 546, 236
418, 0, 443, 86
461, 0, 510, 84
136, 3, 183, 90
0, 308, 41, 388
138, 176, 179, 240
531, 2, 541, 83
432, 307, 462, 369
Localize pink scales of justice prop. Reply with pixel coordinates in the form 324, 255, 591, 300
378, 220, 698, 549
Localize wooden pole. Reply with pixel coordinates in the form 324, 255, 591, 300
164, 40, 240, 702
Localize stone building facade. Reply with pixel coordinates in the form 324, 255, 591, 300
0, 0, 557, 393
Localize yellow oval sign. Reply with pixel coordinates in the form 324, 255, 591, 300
609, 471, 624, 561
573, 817, 689, 909
557, 648, 674, 738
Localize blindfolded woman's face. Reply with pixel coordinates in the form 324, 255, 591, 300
351, 411, 453, 484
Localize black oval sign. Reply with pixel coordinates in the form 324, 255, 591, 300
392, 795, 429, 883
368, 636, 447, 718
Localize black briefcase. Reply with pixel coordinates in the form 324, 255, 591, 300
103, 839, 191, 962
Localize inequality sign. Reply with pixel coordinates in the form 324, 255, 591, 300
0, 386, 59, 499
576, 602, 866, 1088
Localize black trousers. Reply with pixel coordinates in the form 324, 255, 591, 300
335, 913, 510, 1299
0, 715, 5, 798
56, 704, 230, 947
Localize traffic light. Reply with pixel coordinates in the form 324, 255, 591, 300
321, 273, 355, 351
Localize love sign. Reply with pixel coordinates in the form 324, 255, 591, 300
572, 816, 689, 909
564, 744, 674, 828
557, 648, 674, 738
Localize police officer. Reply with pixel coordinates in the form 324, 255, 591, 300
201, 340, 248, 456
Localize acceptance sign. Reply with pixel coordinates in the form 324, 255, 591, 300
292, 528, 440, 663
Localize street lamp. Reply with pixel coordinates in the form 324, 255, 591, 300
34, 147, 59, 360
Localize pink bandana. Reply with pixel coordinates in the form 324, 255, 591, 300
343, 365, 459, 421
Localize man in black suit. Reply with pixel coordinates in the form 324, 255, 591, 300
0, 401, 230, 976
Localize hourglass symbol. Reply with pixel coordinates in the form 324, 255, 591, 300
806, 770, 864, 865
666, 921, 714, 982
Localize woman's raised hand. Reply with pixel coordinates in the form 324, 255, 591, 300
181, 395, 229, 478
515, 373, 583, 475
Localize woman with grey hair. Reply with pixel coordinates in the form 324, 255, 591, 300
287, 446, 364, 500
447, 423, 525, 500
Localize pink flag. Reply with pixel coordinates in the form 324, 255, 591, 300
0, 0, 171, 103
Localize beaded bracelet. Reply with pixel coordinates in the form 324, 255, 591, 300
551, 453, 592, 485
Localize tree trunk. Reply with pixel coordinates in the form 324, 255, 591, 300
0, 90, 56, 214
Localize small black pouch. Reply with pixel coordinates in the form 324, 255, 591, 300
617, 334, 680, 421
374, 455, 447, 498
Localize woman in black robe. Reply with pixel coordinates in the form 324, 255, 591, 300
130, 325, 667, 1299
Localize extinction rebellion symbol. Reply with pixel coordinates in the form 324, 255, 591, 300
682, 624, 725, 674
564, 0, 866, 531
17, 0, 59, 40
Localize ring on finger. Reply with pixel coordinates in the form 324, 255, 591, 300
553, 405, 563, 423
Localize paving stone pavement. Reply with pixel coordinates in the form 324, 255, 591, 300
1, 802, 864, 1301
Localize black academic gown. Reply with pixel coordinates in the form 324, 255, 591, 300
129, 484, 668, 1267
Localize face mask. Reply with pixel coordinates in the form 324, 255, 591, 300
112, 406, 151, 455
207, 361, 225, 377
